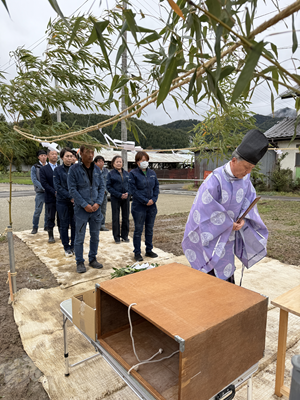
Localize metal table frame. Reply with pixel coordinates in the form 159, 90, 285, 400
60, 298, 257, 400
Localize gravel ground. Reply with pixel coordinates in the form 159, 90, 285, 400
0, 192, 195, 234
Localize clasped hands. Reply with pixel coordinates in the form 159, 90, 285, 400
232, 219, 245, 231
84, 203, 100, 213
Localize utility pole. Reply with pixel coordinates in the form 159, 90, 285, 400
121, 0, 128, 170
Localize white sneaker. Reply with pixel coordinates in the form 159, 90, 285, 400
65, 249, 73, 257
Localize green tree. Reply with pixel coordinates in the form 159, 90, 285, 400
193, 76, 256, 162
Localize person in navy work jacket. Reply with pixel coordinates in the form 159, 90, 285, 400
106, 155, 130, 244
53, 147, 75, 257
68, 144, 105, 274
30, 149, 48, 234
128, 151, 159, 262
40, 148, 60, 243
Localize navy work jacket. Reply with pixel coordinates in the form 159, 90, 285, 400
128, 167, 159, 205
68, 161, 105, 210
106, 168, 130, 198
53, 164, 72, 203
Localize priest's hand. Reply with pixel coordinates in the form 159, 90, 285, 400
232, 220, 245, 231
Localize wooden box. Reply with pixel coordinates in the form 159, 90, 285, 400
96, 263, 268, 400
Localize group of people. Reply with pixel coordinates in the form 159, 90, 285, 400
30, 146, 160, 274
31, 129, 269, 284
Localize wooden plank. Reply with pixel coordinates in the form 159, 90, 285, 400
99, 263, 268, 341
275, 309, 289, 397
271, 284, 300, 317
280, 385, 290, 398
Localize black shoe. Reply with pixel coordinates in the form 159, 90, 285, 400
145, 251, 158, 258
77, 262, 86, 274
115, 240, 121, 244
48, 229, 55, 243
89, 259, 103, 269
134, 253, 143, 262
100, 226, 109, 231
121, 238, 130, 243
31, 228, 38, 234
44, 227, 48, 232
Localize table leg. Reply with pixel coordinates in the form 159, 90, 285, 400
275, 309, 289, 396
63, 314, 70, 377
247, 376, 253, 400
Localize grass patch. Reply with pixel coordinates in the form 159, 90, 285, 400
257, 191, 300, 197
0, 178, 32, 184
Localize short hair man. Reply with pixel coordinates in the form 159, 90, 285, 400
94, 155, 109, 231
30, 149, 48, 234
182, 129, 269, 284
40, 148, 60, 243
53, 147, 76, 257
68, 145, 105, 273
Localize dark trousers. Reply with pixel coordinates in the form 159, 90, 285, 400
111, 195, 130, 242
131, 202, 157, 255
45, 202, 60, 229
207, 269, 235, 284
56, 201, 75, 251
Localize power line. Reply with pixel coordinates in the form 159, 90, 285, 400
0, 0, 92, 72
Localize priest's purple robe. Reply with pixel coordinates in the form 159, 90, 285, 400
182, 163, 268, 281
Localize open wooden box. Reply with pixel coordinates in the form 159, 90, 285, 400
96, 263, 268, 400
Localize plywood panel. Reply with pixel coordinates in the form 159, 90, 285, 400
271, 284, 300, 316
99, 263, 269, 341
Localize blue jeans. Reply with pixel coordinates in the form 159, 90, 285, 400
74, 207, 102, 264
32, 192, 47, 229
56, 201, 75, 251
101, 193, 108, 227
131, 202, 157, 255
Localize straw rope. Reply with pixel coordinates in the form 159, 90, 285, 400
13, 1, 300, 144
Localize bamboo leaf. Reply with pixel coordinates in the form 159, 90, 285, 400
157, 55, 178, 107
271, 91, 274, 116
271, 43, 278, 58
245, 8, 251, 37
138, 32, 161, 45
68, 16, 84, 48
48, 0, 69, 27
186, 68, 198, 101
93, 20, 111, 73
124, 9, 138, 43
272, 69, 279, 94
1, 0, 9, 14
219, 65, 235, 81
292, 14, 298, 54
115, 42, 126, 68
231, 41, 264, 104
166, 0, 185, 20
85, 26, 97, 47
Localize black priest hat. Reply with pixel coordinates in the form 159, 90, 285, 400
236, 129, 269, 165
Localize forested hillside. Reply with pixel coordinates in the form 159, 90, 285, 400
57, 113, 192, 149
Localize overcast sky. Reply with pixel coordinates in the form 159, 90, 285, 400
1, 0, 299, 125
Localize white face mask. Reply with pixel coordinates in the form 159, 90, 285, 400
140, 161, 148, 169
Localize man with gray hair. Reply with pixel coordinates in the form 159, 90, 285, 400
182, 129, 269, 284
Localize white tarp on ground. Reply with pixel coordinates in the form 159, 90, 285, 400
15, 229, 174, 288
11, 231, 300, 400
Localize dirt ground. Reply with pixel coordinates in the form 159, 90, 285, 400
0, 236, 58, 400
1, 199, 299, 399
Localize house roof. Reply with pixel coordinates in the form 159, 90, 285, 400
279, 85, 300, 99
95, 148, 194, 163
263, 117, 300, 140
